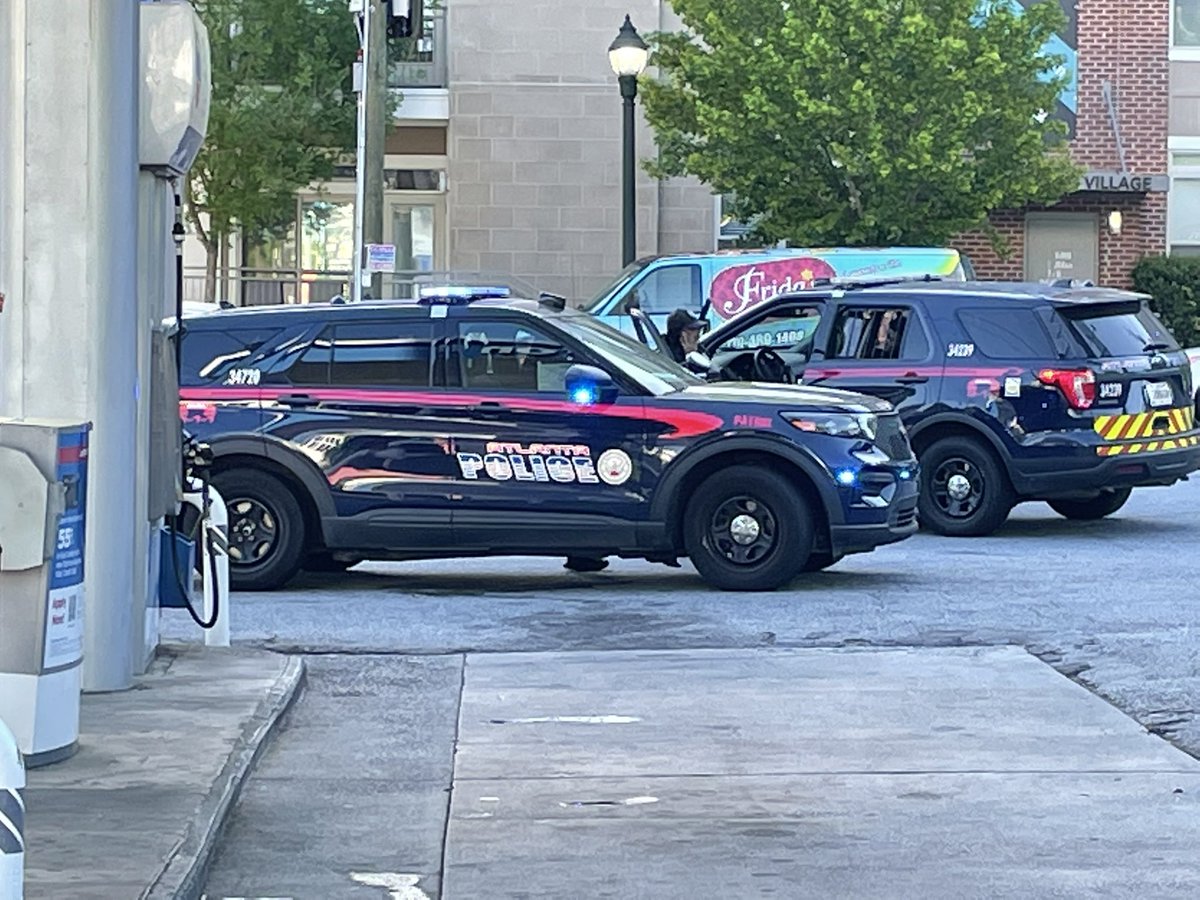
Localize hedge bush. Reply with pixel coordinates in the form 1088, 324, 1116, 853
1132, 255, 1200, 349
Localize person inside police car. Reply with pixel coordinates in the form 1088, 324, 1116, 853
666, 308, 705, 363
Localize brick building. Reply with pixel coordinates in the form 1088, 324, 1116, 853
953, 0, 1180, 288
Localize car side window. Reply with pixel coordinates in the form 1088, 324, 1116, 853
329, 321, 433, 387
622, 264, 703, 315
181, 326, 283, 386
717, 304, 824, 353
278, 327, 334, 386
453, 321, 577, 392
828, 306, 928, 361
958, 308, 1056, 359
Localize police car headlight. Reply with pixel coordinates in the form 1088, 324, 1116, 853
783, 411, 878, 440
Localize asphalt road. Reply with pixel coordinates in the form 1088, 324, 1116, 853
189, 480, 1199, 898
169, 478, 1200, 755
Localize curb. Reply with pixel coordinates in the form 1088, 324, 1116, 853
142, 653, 306, 900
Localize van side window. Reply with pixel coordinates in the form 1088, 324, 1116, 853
623, 264, 702, 314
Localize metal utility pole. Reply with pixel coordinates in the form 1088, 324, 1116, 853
619, 76, 637, 268
351, 0, 371, 304
364, 0, 389, 299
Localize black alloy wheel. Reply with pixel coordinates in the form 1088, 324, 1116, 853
707, 496, 779, 566
228, 498, 278, 566
211, 469, 307, 591
917, 436, 1014, 537
684, 464, 815, 591
931, 457, 984, 521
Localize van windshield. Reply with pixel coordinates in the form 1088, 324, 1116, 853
584, 262, 647, 313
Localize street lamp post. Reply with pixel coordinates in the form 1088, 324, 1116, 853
609, 15, 649, 267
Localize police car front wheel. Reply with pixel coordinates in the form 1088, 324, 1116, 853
684, 465, 815, 591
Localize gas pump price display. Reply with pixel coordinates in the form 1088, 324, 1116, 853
43, 427, 89, 671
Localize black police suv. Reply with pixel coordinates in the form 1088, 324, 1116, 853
179, 287, 919, 592
657, 279, 1200, 537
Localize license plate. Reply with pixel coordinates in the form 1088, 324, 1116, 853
1145, 382, 1174, 408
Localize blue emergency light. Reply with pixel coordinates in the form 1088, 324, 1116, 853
835, 468, 858, 486
570, 384, 599, 406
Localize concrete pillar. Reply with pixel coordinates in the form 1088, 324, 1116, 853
0, 0, 142, 692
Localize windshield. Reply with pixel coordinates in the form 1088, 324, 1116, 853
555, 311, 702, 394
584, 262, 646, 313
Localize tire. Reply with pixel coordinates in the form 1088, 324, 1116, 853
212, 469, 306, 591
918, 436, 1014, 537
302, 553, 359, 573
683, 465, 815, 591
1048, 488, 1132, 521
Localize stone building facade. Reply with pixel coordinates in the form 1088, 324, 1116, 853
443, 0, 716, 302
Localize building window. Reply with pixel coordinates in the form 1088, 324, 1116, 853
1173, 0, 1200, 53
1170, 152, 1200, 256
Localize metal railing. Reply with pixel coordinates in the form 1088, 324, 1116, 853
388, 7, 446, 89
184, 266, 539, 307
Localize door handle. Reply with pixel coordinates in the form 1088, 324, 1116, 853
278, 393, 321, 408
471, 401, 506, 416
896, 373, 929, 385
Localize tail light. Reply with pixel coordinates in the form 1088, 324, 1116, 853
1037, 368, 1096, 410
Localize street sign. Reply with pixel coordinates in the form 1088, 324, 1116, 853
366, 244, 396, 273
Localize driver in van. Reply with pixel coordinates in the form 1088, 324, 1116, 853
666, 309, 706, 363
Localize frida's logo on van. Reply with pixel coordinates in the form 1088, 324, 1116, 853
710, 258, 837, 318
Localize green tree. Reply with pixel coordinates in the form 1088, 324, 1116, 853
641, 0, 1082, 248
188, 0, 358, 301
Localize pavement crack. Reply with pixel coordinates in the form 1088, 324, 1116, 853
437, 653, 467, 898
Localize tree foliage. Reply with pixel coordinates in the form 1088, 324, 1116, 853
640, 0, 1082, 247
1132, 256, 1200, 348
188, 0, 358, 298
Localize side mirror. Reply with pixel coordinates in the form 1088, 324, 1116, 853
564, 364, 619, 406
684, 350, 713, 374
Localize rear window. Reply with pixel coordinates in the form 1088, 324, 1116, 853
181, 326, 282, 386
1061, 303, 1180, 358
956, 308, 1056, 359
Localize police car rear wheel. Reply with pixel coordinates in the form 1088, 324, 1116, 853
212, 469, 306, 591
1048, 488, 1132, 521
684, 466, 814, 591
918, 437, 1013, 537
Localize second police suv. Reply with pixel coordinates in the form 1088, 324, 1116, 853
179, 285, 919, 592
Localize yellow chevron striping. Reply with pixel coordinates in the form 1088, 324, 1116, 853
1124, 414, 1149, 440
1164, 439, 1178, 450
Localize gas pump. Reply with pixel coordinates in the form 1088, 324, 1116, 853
0, 419, 90, 767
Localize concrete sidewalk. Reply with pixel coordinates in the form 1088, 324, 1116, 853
21, 644, 302, 900
445, 647, 1200, 899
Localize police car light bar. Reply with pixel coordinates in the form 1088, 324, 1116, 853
416, 284, 512, 304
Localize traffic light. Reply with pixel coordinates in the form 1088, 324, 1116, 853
387, 0, 423, 40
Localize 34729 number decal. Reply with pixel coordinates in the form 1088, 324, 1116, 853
946, 342, 975, 358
